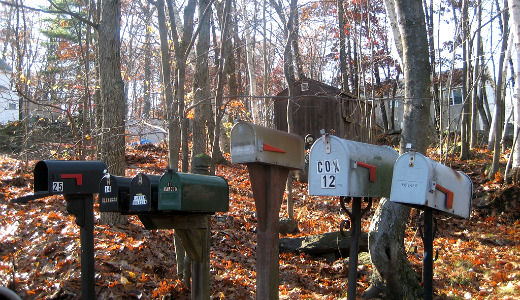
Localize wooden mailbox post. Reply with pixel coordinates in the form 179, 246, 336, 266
231, 121, 304, 299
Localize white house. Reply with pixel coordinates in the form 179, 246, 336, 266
0, 59, 18, 124
375, 75, 511, 134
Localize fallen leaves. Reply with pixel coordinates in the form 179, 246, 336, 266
0, 146, 519, 298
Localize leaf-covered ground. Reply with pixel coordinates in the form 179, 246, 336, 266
1, 145, 519, 299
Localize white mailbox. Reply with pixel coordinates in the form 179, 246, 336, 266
230, 121, 304, 170
390, 151, 473, 218
308, 134, 398, 197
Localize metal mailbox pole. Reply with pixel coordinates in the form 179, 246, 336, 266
423, 208, 433, 300
11, 160, 107, 300
65, 194, 95, 299
390, 151, 473, 299
347, 197, 361, 300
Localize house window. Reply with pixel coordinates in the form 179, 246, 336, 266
444, 88, 463, 105
8, 103, 16, 110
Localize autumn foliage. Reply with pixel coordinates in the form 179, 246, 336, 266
1, 146, 520, 299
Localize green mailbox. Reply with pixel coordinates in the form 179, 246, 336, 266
158, 169, 229, 213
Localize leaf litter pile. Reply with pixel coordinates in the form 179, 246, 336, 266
1, 145, 520, 299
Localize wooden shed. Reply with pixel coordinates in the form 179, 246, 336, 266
273, 78, 378, 143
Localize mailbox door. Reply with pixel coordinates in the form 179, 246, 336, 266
230, 121, 304, 170
99, 175, 131, 213
34, 160, 107, 195
308, 136, 350, 196
390, 152, 473, 218
158, 172, 229, 212
309, 135, 398, 197
429, 166, 472, 218
390, 152, 431, 207
129, 174, 160, 212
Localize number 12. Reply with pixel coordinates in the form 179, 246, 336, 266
321, 175, 336, 189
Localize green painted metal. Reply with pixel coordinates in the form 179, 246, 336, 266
158, 170, 229, 212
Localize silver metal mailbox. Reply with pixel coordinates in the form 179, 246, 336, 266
308, 134, 398, 197
230, 121, 304, 170
390, 151, 473, 218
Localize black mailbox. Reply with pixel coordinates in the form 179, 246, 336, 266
34, 160, 107, 196
11, 159, 106, 299
128, 173, 160, 213
98, 174, 132, 213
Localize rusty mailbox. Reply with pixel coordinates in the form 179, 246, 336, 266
230, 120, 304, 169
308, 134, 399, 197
390, 151, 473, 218
230, 121, 304, 300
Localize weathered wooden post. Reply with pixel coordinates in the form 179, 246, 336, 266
231, 121, 304, 299
100, 154, 229, 300
308, 133, 398, 300
390, 150, 472, 299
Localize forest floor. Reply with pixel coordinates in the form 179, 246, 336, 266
1, 144, 520, 299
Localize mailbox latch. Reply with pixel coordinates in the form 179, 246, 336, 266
324, 134, 331, 154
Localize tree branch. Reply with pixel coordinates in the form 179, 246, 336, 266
47, 0, 98, 29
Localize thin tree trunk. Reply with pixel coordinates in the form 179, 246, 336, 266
471, 0, 483, 148
490, 0, 509, 178
460, 0, 470, 159
337, 0, 349, 93
192, 0, 212, 158
509, 0, 520, 169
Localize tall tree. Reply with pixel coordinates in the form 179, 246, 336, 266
365, 0, 430, 297
191, 0, 212, 159
489, 0, 509, 178
98, 0, 127, 224
509, 0, 520, 171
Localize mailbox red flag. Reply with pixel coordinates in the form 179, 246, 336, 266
262, 143, 286, 153
60, 173, 83, 185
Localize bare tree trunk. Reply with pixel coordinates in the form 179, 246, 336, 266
192, 0, 212, 158
210, 0, 231, 175
365, 0, 429, 297
142, 2, 152, 119
242, 0, 259, 124
471, 0, 483, 148
337, 0, 349, 93
98, 0, 127, 225
155, 0, 180, 170
460, 0, 470, 159
510, 0, 520, 169
490, 0, 509, 178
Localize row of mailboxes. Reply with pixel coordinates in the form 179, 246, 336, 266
99, 171, 229, 214
307, 134, 473, 218
16, 159, 229, 215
